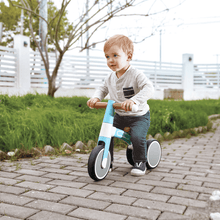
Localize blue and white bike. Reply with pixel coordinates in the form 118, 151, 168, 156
88, 100, 162, 181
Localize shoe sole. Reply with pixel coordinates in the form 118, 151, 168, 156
131, 169, 146, 176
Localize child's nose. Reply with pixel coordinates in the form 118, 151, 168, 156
109, 57, 114, 63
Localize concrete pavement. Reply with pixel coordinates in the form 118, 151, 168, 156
0, 119, 220, 220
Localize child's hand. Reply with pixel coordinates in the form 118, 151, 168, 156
121, 100, 135, 112
87, 98, 100, 109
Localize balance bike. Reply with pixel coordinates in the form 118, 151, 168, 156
87, 100, 162, 181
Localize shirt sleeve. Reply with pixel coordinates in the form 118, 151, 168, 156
130, 72, 154, 105
92, 77, 109, 101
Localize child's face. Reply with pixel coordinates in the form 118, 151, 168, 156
104, 45, 131, 74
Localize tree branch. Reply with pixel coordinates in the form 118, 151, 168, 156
8, 0, 48, 24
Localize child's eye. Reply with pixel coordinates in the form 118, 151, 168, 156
106, 56, 109, 59
114, 54, 118, 57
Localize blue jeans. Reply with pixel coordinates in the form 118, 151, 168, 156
110, 111, 150, 163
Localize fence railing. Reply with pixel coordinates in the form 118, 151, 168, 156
0, 46, 17, 87
30, 51, 183, 90
194, 64, 220, 90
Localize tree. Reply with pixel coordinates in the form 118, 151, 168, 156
0, 0, 73, 51
0, 1, 21, 47
8, 0, 186, 97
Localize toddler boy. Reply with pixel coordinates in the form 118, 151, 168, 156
87, 34, 154, 176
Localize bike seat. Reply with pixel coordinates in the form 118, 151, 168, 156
124, 127, 131, 133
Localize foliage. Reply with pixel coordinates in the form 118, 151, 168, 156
148, 99, 220, 136
0, 94, 219, 153
0, 0, 73, 51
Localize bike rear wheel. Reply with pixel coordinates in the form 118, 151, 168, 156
126, 140, 162, 169
146, 140, 162, 169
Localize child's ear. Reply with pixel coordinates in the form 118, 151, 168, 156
127, 51, 132, 61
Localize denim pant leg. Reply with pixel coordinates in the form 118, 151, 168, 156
129, 111, 151, 163
110, 112, 150, 164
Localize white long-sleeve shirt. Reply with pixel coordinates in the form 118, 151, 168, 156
93, 65, 154, 116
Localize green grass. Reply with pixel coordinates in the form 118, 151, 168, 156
0, 93, 219, 153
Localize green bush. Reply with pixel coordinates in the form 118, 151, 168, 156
0, 94, 219, 152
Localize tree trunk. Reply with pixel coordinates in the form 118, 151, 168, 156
47, 77, 57, 97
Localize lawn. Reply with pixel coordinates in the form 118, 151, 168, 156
0, 93, 219, 153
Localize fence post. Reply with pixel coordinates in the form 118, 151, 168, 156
182, 54, 194, 100
13, 35, 30, 94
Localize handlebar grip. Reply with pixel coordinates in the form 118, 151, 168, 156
131, 104, 138, 113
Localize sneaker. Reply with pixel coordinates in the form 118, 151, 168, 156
131, 162, 146, 176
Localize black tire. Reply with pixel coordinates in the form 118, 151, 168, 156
88, 145, 111, 181
126, 146, 134, 166
126, 140, 162, 169
146, 139, 162, 169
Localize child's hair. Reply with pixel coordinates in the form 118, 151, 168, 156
104, 35, 134, 59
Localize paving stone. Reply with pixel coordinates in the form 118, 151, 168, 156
25, 199, 75, 214
0, 192, 34, 205
0, 216, 22, 220
177, 184, 214, 194
41, 173, 78, 181
184, 207, 209, 218
58, 160, 85, 167
122, 189, 170, 202
133, 199, 186, 214
88, 191, 137, 205
0, 171, 21, 179
197, 193, 210, 201
162, 177, 203, 186
68, 171, 88, 177
22, 190, 67, 202
15, 175, 52, 184
0, 203, 38, 219
69, 207, 127, 220
110, 181, 154, 192
0, 177, 19, 185
126, 217, 146, 220
136, 179, 178, 188
60, 195, 110, 210
28, 210, 79, 220
185, 175, 220, 184
0, 185, 26, 195
158, 211, 190, 219
40, 168, 71, 174
83, 183, 126, 195
105, 204, 161, 220
75, 176, 114, 185
37, 163, 62, 169
14, 169, 46, 176
147, 171, 185, 179
16, 181, 54, 191
168, 196, 207, 208
151, 186, 198, 199
49, 186, 93, 197
46, 179, 87, 188
106, 174, 139, 183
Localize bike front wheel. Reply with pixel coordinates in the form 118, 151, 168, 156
88, 145, 111, 181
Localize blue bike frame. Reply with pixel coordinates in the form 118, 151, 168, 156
97, 100, 132, 169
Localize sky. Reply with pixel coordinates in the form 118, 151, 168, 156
52, 0, 220, 64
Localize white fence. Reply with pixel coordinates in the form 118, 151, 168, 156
30, 51, 183, 90
0, 35, 220, 100
0, 46, 17, 87
194, 64, 220, 90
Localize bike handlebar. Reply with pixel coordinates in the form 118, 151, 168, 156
93, 102, 138, 112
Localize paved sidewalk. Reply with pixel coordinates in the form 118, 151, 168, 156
0, 120, 220, 220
